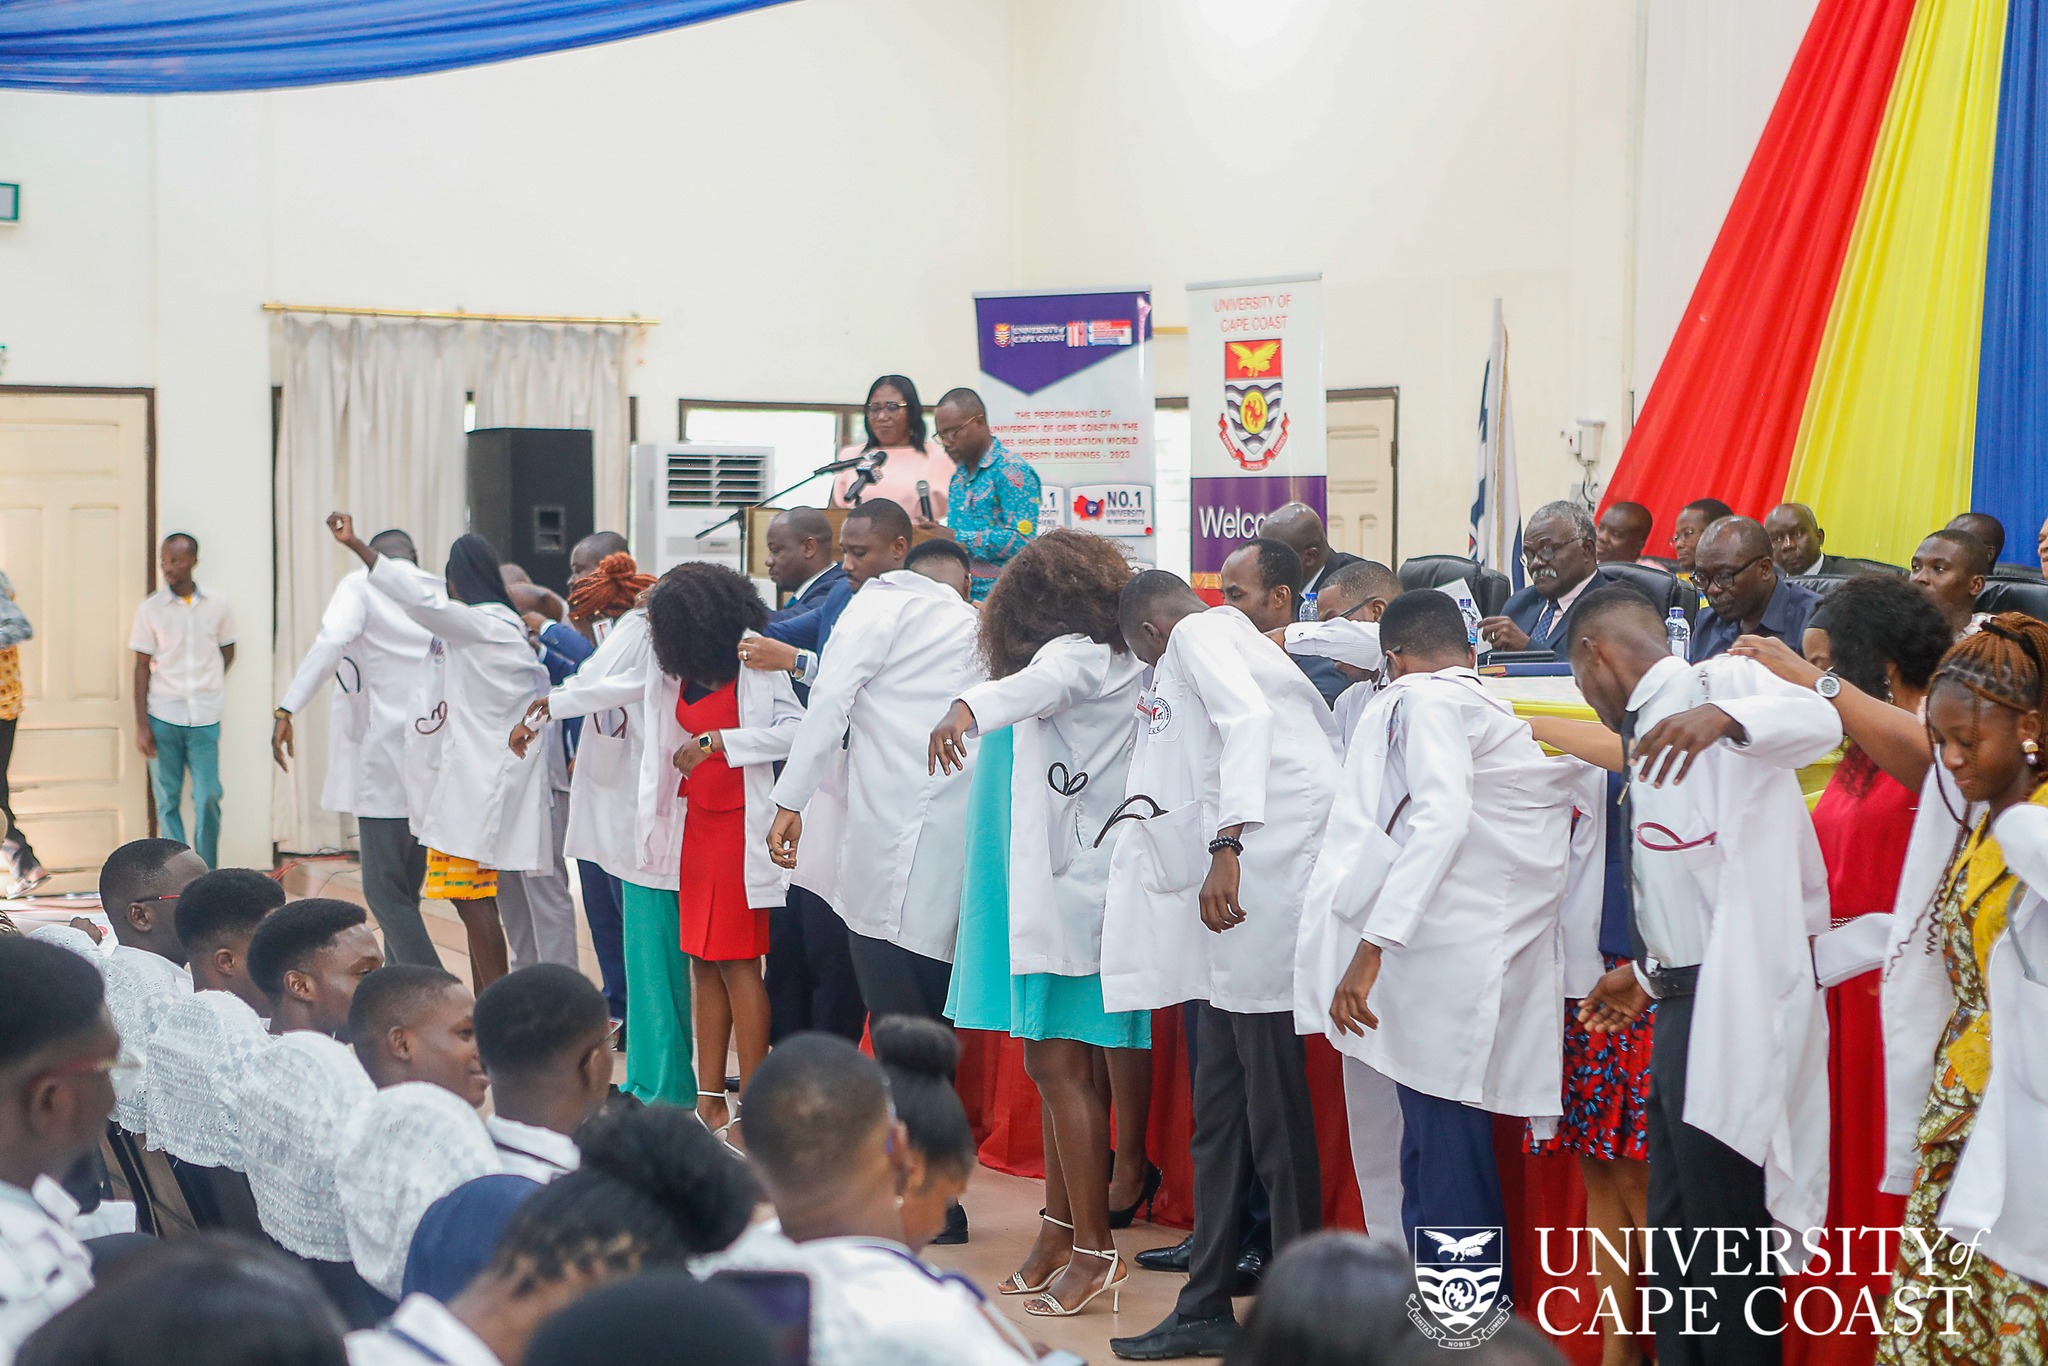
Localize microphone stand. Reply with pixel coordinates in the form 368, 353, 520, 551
692, 454, 877, 541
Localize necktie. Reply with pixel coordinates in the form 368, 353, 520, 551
1532, 601, 1559, 647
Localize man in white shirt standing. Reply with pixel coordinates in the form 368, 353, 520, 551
0, 938, 122, 1364
274, 527, 440, 967
130, 533, 236, 869
1567, 586, 1838, 1366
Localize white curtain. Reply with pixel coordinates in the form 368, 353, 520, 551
272, 316, 468, 852
1633, 0, 1820, 405
474, 323, 634, 534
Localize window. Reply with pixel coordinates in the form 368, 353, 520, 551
679, 401, 865, 508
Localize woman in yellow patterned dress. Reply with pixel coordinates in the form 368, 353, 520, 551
1879, 614, 2048, 1366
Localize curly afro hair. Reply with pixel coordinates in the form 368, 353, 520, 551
644, 561, 768, 688
1808, 573, 1952, 699
979, 529, 1133, 678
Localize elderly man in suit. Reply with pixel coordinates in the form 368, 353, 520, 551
1262, 503, 1361, 601
1478, 501, 1614, 654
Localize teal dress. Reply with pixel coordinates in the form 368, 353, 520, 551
946, 726, 1150, 1048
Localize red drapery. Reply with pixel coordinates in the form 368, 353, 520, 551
1599, 0, 1918, 542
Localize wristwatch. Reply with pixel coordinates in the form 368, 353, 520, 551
1814, 671, 1842, 700
273, 707, 292, 721
696, 732, 718, 754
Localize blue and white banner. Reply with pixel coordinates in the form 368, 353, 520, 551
975, 287, 1156, 563
1469, 297, 1525, 590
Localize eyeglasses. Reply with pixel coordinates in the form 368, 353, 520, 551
934, 416, 982, 444
131, 892, 181, 906
44, 1048, 144, 1102
1692, 554, 1772, 591
1521, 537, 1585, 565
865, 401, 908, 416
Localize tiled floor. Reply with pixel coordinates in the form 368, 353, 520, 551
278, 856, 1228, 1362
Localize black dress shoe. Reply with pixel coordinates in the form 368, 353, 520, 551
1134, 1234, 1193, 1273
930, 1201, 969, 1245
1231, 1247, 1267, 1296
1110, 1311, 1237, 1360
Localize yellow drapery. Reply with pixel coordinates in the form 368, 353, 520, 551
1785, 0, 2007, 566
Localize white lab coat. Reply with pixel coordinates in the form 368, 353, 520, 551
1632, 654, 1842, 1235
772, 571, 984, 961
1292, 668, 1584, 1116
1284, 618, 1384, 751
368, 555, 551, 872
537, 610, 655, 886
1100, 606, 1340, 1015
277, 566, 436, 819
631, 642, 805, 910
1940, 800, 2048, 1284
958, 635, 1145, 977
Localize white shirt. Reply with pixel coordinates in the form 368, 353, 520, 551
129, 586, 237, 726
144, 989, 272, 1169
101, 944, 192, 1133
773, 572, 985, 960
335, 1083, 501, 1298
278, 566, 437, 820
0, 1178, 93, 1366
484, 1115, 578, 1184
1283, 618, 1385, 752
1625, 656, 1714, 969
346, 1294, 501, 1366
799, 1237, 1034, 1366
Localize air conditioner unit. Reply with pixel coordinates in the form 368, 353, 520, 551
630, 443, 772, 576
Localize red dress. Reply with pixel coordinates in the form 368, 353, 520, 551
675, 680, 769, 961
1788, 745, 1915, 1366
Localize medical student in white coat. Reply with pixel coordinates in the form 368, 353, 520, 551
1296, 590, 1590, 1269
1873, 616, 2048, 1358
1101, 570, 1340, 1363
768, 498, 984, 1025
927, 529, 1150, 1318
329, 514, 550, 992
275, 526, 440, 967
1566, 586, 1840, 1366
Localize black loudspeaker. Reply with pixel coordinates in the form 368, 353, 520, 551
467, 428, 594, 596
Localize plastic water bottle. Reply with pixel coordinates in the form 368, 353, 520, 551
1298, 589, 1319, 622
1665, 607, 1690, 659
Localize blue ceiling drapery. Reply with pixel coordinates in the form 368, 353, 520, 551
0, 0, 793, 94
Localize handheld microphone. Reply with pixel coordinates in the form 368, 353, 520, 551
916, 480, 933, 520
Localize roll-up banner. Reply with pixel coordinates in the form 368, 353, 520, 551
1186, 273, 1325, 594
974, 287, 1157, 565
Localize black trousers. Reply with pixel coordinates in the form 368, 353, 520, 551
767, 886, 869, 1043
1181, 999, 1271, 1258
357, 816, 436, 968
845, 928, 952, 1024
1646, 992, 1782, 1366
1178, 1003, 1321, 1321
0, 715, 39, 882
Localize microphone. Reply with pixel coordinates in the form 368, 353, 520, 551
916, 480, 933, 520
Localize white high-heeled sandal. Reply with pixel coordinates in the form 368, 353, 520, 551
997, 1211, 1073, 1295
697, 1090, 742, 1154
1022, 1244, 1126, 1318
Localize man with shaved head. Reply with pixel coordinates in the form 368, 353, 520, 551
1261, 503, 1361, 600
1594, 501, 1655, 565
1762, 502, 1850, 578
764, 507, 843, 624
1686, 516, 1821, 662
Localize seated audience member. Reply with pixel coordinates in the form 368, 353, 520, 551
1226, 1232, 1421, 1366
473, 965, 612, 1183
1263, 502, 1361, 598
2038, 514, 2048, 573
349, 1106, 757, 1366
247, 899, 386, 1038
1669, 497, 1733, 578
399, 1173, 542, 1303
1688, 516, 1821, 661
1595, 501, 1655, 565
1764, 502, 1851, 577
1911, 527, 1991, 638
146, 869, 286, 1193
347, 966, 488, 1105
17, 1233, 348, 1366
523, 1271, 777, 1366
1480, 500, 1613, 653
99, 836, 209, 1133
1946, 510, 2011, 567
904, 538, 975, 602
0, 938, 119, 1359
742, 1034, 1035, 1364
336, 1082, 499, 1298
868, 1016, 977, 1252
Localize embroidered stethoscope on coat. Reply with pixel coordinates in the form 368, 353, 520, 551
413, 701, 448, 735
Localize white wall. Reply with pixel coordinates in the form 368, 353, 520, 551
0, 0, 1693, 863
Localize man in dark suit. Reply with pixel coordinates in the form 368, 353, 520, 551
764, 506, 846, 623
1263, 502, 1362, 600
1478, 500, 1614, 654
1764, 502, 1859, 578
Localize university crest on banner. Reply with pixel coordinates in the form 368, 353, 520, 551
1221, 338, 1289, 471
1409, 1226, 1512, 1350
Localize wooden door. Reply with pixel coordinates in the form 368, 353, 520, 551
1326, 393, 1398, 565
0, 388, 153, 890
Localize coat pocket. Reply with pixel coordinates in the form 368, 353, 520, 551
1133, 801, 1207, 896
1048, 788, 1087, 877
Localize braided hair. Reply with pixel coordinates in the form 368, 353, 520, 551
566, 552, 655, 624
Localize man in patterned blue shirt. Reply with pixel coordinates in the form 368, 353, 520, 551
921, 387, 1040, 602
